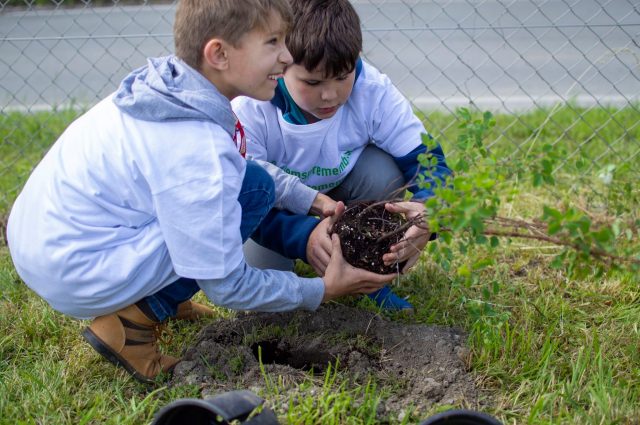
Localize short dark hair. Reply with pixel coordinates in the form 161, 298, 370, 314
174, 0, 292, 70
286, 0, 362, 77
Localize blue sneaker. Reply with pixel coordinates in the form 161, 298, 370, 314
367, 285, 413, 311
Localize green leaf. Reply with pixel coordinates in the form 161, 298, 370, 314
547, 221, 562, 235
425, 198, 438, 208
492, 280, 500, 294
470, 217, 485, 234
482, 287, 491, 300
473, 258, 495, 270
577, 217, 591, 234
542, 174, 555, 185
611, 221, 621, 237
542, 206, 563, 220
454, 157, 469, 173
593, 228, 613, 244
574, 158, 587, 170
460, 107, 471, 119
533, 173, 543, 187
457, 264, 471, 277
550, 253, 565, 269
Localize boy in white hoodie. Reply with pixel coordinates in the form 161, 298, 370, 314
7, 0, 395, 383
233, 0, 452, 311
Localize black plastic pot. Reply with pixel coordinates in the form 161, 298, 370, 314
151, 390, 279, 425
419, 409, 502, 425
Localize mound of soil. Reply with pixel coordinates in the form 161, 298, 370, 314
332, 202, 407, 274
171, 304, 480, 420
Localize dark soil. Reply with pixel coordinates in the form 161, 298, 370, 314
332, 201, 408, 274
170, 304, 481, 421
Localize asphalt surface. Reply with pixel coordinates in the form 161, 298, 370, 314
1, 0, 639, 111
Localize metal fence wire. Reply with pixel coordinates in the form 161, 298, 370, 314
1, 0, 639, 214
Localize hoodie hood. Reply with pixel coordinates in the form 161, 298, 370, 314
113, 55, 237, 137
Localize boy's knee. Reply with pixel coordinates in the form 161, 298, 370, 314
344, 146, 405, 201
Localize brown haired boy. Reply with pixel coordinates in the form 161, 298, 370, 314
7, 0, 395, 383
233, 0, 452, 311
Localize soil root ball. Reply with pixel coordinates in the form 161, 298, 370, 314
331, 201, 407, 274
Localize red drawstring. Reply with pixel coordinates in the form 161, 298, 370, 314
233, 116, 247, 158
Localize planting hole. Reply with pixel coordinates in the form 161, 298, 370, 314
250, 339, 336, 374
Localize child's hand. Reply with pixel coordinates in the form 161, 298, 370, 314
309, 193, 337, 218
306, 201, 345, 275
382, 201, 431, 273
322, 233, 396, 302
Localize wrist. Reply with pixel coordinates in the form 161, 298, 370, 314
310, 193, 337, 218
321, 276, 336, 302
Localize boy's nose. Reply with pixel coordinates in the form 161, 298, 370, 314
321, 87, 337, 101
279, 47, 293, 65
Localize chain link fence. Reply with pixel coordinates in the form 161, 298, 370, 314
1, 0, 639, 218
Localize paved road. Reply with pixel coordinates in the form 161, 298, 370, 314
1, 0, 639, 111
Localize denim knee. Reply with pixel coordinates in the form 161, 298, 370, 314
331, 145, 405, 202
239, 161, 276, 241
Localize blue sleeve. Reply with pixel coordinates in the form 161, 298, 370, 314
251, 209, 320, 263
393, 142, 452, 200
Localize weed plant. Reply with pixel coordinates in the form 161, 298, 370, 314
0, 106, 638, 424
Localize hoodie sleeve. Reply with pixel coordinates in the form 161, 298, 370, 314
393, 142, 452, 200
197, 259, 324, 312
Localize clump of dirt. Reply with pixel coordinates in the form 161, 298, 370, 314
332, 201, 408, 274
171, 304, 480, 419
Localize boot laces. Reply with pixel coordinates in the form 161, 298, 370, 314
153, 322, 174, 347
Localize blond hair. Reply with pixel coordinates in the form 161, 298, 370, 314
174, 0, 292, 70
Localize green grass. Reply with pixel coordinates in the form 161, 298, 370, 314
0, 108, 82, 213
0, 107, 639, 424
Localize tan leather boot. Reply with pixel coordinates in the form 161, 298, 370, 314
81, 304, 178, 384
174, 300, 216, 321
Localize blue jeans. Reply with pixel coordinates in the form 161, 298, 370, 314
140, 161, 276, 321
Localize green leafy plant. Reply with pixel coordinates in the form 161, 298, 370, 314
418, 108, 639, 280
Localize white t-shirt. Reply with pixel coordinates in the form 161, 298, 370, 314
232, 60, 426, 193
7, 96, 323, 318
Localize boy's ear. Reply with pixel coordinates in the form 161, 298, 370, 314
202, 38, 229, 71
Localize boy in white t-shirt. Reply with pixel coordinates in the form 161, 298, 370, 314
7, 0, 396, 383
232, 0, 452, 311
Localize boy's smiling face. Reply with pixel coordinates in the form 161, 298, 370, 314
283, 64, 356, 123
222, 11, 292, 101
